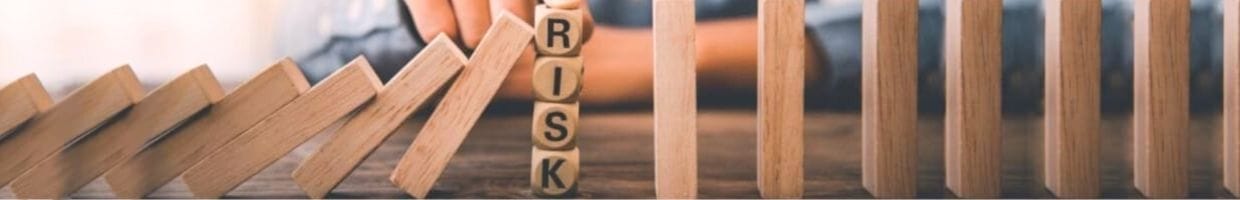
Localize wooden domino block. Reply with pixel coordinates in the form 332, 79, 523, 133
756, 0, 804, 198
533, 101, 579, 150
104, 59, 310, 198
9, 66, 224, 199
1132, 0, 1190, 198
389, 13, 533, 198
535, 5, 583, 56
181, 57, 381, 198
291, 35, 467, 199
1227, 0, 1240, 195
943, 0, 1002, 198
0, 66, 143, 187
1043, 0, 1101, 198
0, 74, 52, 138
861, 0, 919, 198
653, 0, 697, 198
531, 147, 580, 197
533, 56, 583, 102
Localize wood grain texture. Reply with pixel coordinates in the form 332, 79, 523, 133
104, 59, 310, 198
943, 0, 1002, 198
0, 74, 52, 139
0, 66, 144, 187
532, 56, 583, 102
9, 66, 224, 199
1043, 0, 1101, 198
534, 5, 583, 56
653, 0, 697, 198
292, 36, 467, 199
531, 147, 579, 197
1225, 0, 1240, 195
532, 101, 579, 150
757, 0, 804, 198
1133, 0, 1190, 198
861, 0, 919, 198
389, 13, 534, 198
181, 57, 381, 198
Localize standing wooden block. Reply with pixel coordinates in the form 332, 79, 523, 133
104, 59, 310, 198
943, 0, 1002, 198
533, 101, 579, 150
535, 5, 583, 56
653, 0, 697, 198
1043, 0, 1101, 198
533, 56, 583, 102
1132, 0, 1190, 198
531, 147, 580, 197
757, 0, 804, 198
181, 57, 381, 198
291, 36, 467, 199
0, 66, 143, 187
1224, 0, 1240, 196
0, 74, 52, 138
9, 66, 225, 199
861, 0, 918, 198
389, 14, 534, 198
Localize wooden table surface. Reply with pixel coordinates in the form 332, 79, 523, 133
0, 109, 1234, 198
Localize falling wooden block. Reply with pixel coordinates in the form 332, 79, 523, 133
861, 0, 918, 198
756, 0, 804, 198
0, 74, 52, 139
532, 56, 583, 102
1043, 0, 1101, 198
181, 57, 381, 198
0, 66, 143, 187
531, 147, 579, 197
532, 101, 579, 150
1225, 0, 1240, 196
943, 0, 1002, 198
1132, 0, 1190, 198
389, 13, 533, 198
535, 5, 583, 56
9, 66, 224, 199
291, 36, 467, 199
652, 0, 697, 198
104, 59, 310, 198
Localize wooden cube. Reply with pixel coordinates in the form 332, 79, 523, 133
532, 101, 578, 150
531, 147, 579, 197
533, 56, 583, 102
535, 6, 584, 56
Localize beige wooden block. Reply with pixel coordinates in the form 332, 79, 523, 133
757, 0, 804, 198
1132, 0, 1190, 198
291, 35, 467, 199
0, 66, 143, 187
104, 59, 310, 198
861, 0, 919, 198
9, 66, 224, 199
535, 5, 583, 56
1043, 0, 1101, 198
181, 57, 381, 198
532, 101, 578, 150
531, 147, 579, 197
0, 74, 52, 139
389, 13, 533, 198
943, 0, 1003, 198
532, 56, 583, 102
1227, 0, 1240, 196
653, 0, 697, 198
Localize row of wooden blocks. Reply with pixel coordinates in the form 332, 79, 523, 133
0, 14, 533, 199
530, 2, 586, 197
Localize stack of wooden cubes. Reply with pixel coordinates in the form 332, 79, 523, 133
530, 2, 585, 197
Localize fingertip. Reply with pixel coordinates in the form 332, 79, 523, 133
544, 0, 580, 9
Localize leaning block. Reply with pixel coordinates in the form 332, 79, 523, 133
0, 66, 143, 187
532, 101, 579, 150
181, 57, 381, 198
389, 13, 534, 198
1227, 0, 1240, 195
531, 147, 580, 197
10, 66, 224, 199
0, 74, 52, 139
861, 0, 919, 198
535, 5, 584, 56
944, 0, 1003, 198
757, 0, 805, 198
292, 35, 467, 199
532, 56, 583, 102
1132, 0, 1190, 198
1043, 0, 1101, 198
653, 0, 698, 198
